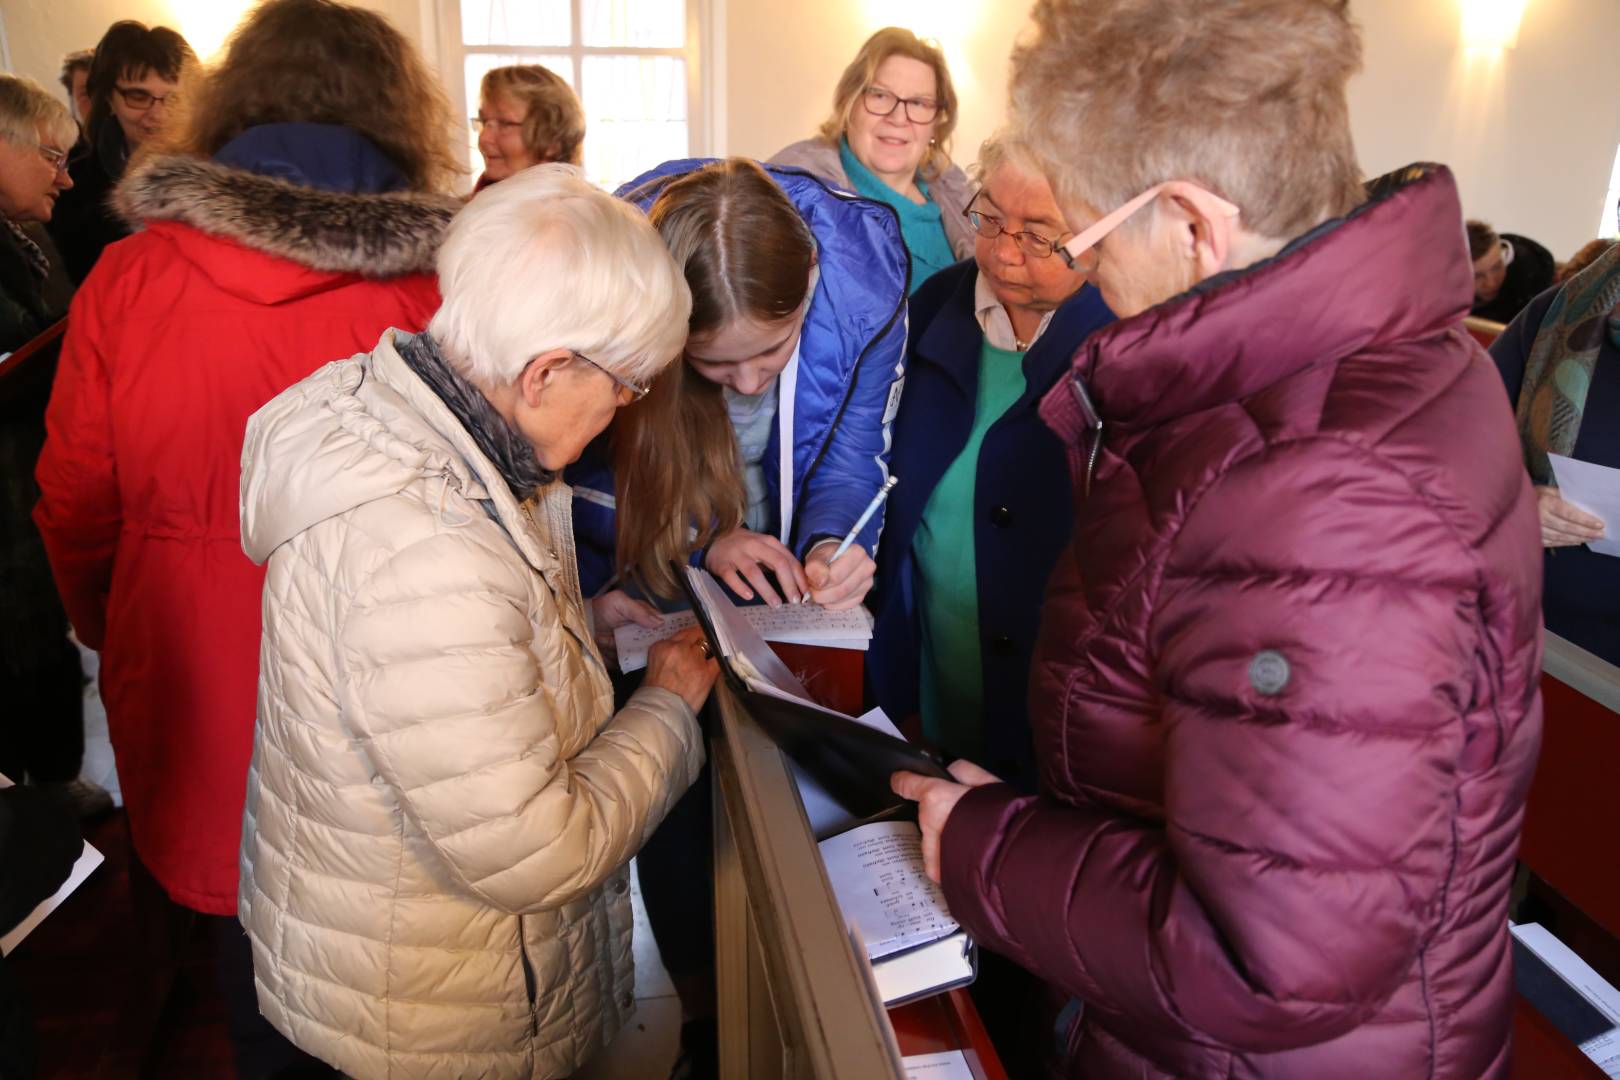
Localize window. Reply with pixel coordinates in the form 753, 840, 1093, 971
1601, 141, 1620, 239
449, 0, 704, 192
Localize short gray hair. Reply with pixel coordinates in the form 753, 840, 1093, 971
429, 164, 693, 389
0, 75, 77, 151
971, 128, 1047, 188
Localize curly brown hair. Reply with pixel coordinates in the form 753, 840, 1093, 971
163, 0, 460, 193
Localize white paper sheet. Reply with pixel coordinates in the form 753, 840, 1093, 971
903, 1050, 975, 1079
1549, 453, 1620, 557
614, 600, 872, 672
793, 708, 906, 837
819, 820, 959, 960
1513, 922, 1620, 1077
0, 772, 105, 955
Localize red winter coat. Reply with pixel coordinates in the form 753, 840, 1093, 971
939, 165, 1544, 1078
34, 153, 452, 914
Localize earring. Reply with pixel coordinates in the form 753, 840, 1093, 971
929, 138, 937, 146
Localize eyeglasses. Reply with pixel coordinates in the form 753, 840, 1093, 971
1057, 180, 1242, 272
113, 85, 180, 111
36, 145, 69, 176
572, 351, 648, 404
470, 115, 524, 134
964, 200, 1067, 261
860, 86, 940, 125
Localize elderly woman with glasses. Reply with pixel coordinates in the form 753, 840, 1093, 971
893, 2, 1544, 1078
869, 130, 1112, 794
236, 165, 718, 1079
47, 20, 194, 282
471, 63, 585, 193
772, 26, 973, 293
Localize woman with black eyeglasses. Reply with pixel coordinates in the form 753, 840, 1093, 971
771, 26, 974, 293
46, 20, 194, 283
870, 130, 1112, 800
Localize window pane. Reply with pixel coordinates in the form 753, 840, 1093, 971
466, 54, 575, 176
461, 0, 571, 46
582, 0, 685, 48
581, 55, 689, 191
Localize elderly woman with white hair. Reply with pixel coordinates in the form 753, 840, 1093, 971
235, 164, 718, 1080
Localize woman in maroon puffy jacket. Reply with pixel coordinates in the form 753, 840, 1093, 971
894, 2, 1544, 1078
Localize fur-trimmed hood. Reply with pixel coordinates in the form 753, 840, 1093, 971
114, 154, 459, 278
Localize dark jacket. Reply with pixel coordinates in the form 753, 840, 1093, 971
569, 159, 910, 596
46, 123, 131, 285
1473, 231, 1555, 325
939, 165, 1542, 1079
867, 259, 1112, 786
1490, 282, 1620, 665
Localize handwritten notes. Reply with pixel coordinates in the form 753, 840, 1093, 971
819, 820, 958, 960
614, 601, 873, 671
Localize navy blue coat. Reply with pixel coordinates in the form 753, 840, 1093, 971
867, 259, 1113, 788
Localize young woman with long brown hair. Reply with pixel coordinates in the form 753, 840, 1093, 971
566, 156, 908, 1076
572, 156, 908, 613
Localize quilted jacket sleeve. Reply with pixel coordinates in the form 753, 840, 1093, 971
335, 530, 704, 914
940, 439, 1483, 1052
791, 305, 906, 557
33, 287, 121, 648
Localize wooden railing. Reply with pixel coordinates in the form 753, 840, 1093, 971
1510, 632, 1620, 1079
0, 317, 66, 388
711, 645, 1006, 1080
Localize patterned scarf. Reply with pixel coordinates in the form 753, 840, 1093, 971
396, 331, 556, 500
1515, 240, 1620, 484
4, 218, 49, 287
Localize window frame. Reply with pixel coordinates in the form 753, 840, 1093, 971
434, 0, 720, 184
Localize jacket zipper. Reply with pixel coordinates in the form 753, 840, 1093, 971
517, 919, 539, 1039
1068, 372, 1105, 496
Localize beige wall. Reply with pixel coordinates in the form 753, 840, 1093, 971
722, 0, 1620, 260
6, 0, 1616, 257
0, 0, 424, 93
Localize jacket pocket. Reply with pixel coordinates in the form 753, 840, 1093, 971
517, 915, 539, 1039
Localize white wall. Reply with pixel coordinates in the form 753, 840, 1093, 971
720, 0, 1620, 260
0, 0, 425, 92
5, 0, 1616, 257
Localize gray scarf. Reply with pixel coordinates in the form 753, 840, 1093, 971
396, 332, 556, 500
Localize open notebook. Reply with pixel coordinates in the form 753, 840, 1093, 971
675, 565, 972, 1005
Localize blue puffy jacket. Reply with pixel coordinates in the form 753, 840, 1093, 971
568, 159, 910, 598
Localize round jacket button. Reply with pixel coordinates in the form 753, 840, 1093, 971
1249, 650, 1291, 696
611, 878, 628, 896
989, 505, 1013, 528
619, 991, 634, 1011
989, 634, 1015, 656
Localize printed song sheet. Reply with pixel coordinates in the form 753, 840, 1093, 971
903, 1051, 976, 1080
1549, 453, 1620, 557
819, 819, 959, 961
615, 601, 872, 672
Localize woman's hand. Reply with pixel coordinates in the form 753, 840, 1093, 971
644, 627, 720, 714
705, 528, 810, 606
890, 760, 1002, 884
590, 590, 663, 664
804, 541, 876, 610
1536, 485, 1606, 548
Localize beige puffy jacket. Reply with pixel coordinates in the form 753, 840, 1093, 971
236, 331, 703, 1079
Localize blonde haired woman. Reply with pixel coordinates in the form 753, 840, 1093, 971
772, 27, 972, 292
238, 164, 718, 1079
473, 63, 585, 190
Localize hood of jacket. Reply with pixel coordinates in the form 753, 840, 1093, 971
113, 148, 458, 304
1043, 164, 1474, 442
240, 330, 538, 569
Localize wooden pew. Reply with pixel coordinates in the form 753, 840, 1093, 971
1510, 633, 1620, 1079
